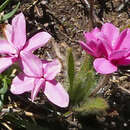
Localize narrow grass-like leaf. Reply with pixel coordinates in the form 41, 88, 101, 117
0, 0, 10, 12
0, 2, 20, 22
1, 94, 4, 101
0, 78, 8, 94
67, 48, 75, 94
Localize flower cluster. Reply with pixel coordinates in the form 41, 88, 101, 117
0, 13, 69, 108
80, 23, 130, 74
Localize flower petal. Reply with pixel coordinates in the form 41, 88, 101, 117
80, 41, 96, 56
24, 32, 51, 52
80, 41, 102, 57
44, 59, 61, 80
118, 56, 130, 66
43, 80, 69, 108
31, 78, 44, 101
101, 23, 119, 47
0, 39, 16, 54
83, 27, 111, 58
109, 50, 129, 61
10, 73, 34, 94
115, 29, 130, 50
3, 24, 13, 44
90, 29, 113, 57
0, 57, 14, 73
12, 13, 26, 50
94, 58, 117, 74
20, 52, 43, 77
42, 60, 49, 69
84, 27, 100, 42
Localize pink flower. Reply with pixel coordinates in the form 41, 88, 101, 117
80, 23, 130, 74
10, 56, 69, 108
0, 13, 51, 73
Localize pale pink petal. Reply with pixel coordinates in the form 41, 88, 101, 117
10, 73, 34, 94
101, 23, 119, 47
31, 78, 45, 101
115, 29, 130, 50
12, 13, 26, 50
4, 24, 13, 44
42, 60, 49, 69
0, 39, 16, 54
43, 80, 69, 108
20, 52, 43, 77
44, 59, 61, 80
94, 58, 117, 74
0, 57, 14, 73
24, 32, 51, 52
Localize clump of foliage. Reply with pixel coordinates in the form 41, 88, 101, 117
66, 48, 108, 115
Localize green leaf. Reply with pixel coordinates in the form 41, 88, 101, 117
1, 94, 4, 101
74, 97, 108, 114
63, 111, 72, 118
0, 0, 10, 12
74, 56, 94, 90
0, 78, 8, 94
69, 56, 97, 106
0, 2, 20, 22
74, 71, 96, 103
77, 55, 93, 77
70, 71, 96, 106
67, 48, 75, 93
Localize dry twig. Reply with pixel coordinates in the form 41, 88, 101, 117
118, 86, 130, 94
90, 75, 111, 96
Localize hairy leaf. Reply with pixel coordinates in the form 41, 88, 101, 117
74, 97, 108, 114
69, 56, 96, 106
67, 48, 75, 93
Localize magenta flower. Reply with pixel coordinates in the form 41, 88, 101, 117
0, 13, 51, 73
80, 23, 130, 74
10, 56, 69, 108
